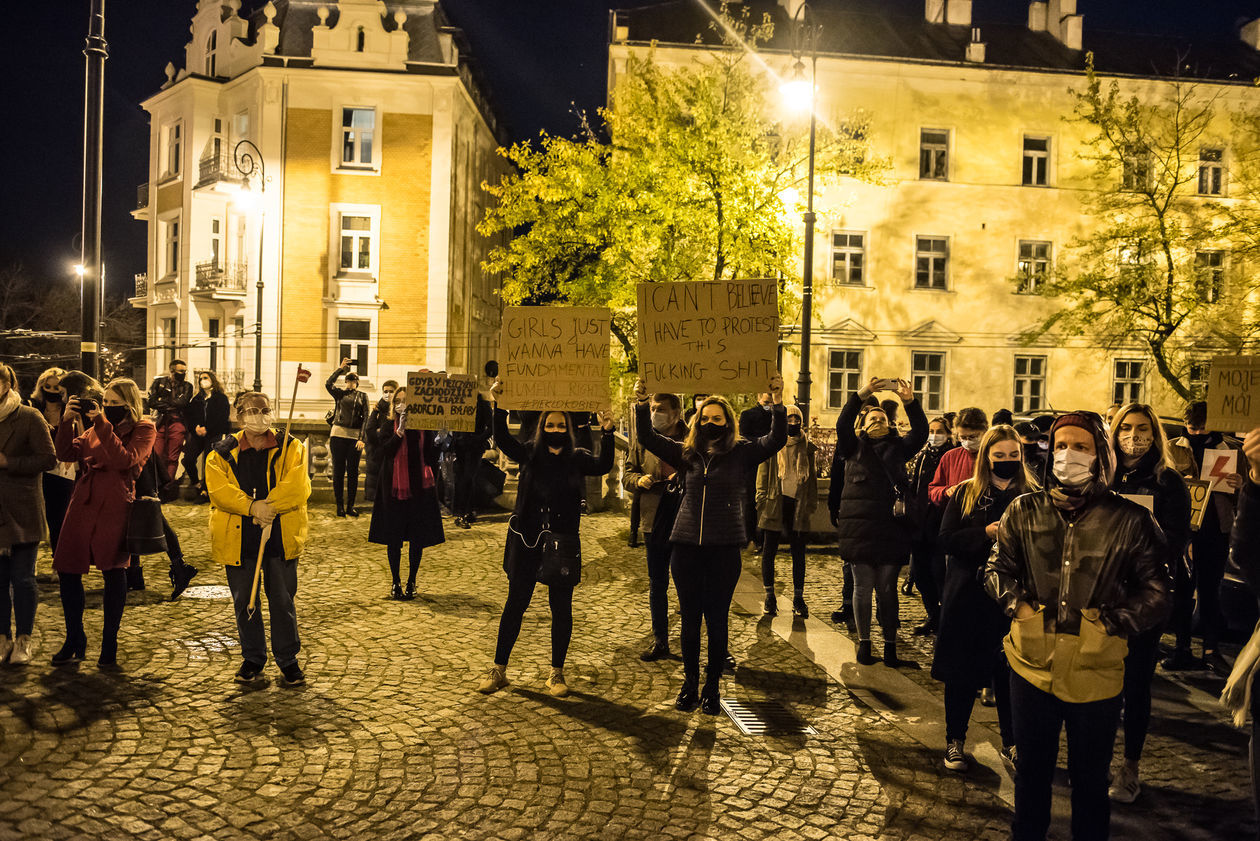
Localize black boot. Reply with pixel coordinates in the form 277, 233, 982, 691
700, 669, 721, 715
51, 633, 86, 665
856, 640, 876, 665
169, 562, 198, 601
335, 500, 346, 517
675, 675, 700, 712
126, 564, 145, 592
883, 639, 919, 669
346, 486, 359, 517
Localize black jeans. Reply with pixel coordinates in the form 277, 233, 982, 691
1010, 671, 1122, 841
387, 542, 423, 586
59, 570, 127, 653
452, 445, 481, 519
645, 539, 672, 645
1173, 526, 1228, 651
329, 436, 362, 508
670, 543, 742, 686
493, 576, 574, 668
0, 543, 38, 637
1121, 625, 1163, 762
761, 497, 806, 592
43, 473, 75, 553
910, 539, 945, 624
944, 652, 1013, 745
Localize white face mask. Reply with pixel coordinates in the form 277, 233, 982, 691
243, 414, 273, 434
1037, 440, 1049, 451
1117, 432, 1154, 458
960, 437, 981, 453
1052, 448, 1096, 486
927, 433, 947, 448
650, 411, 673, 432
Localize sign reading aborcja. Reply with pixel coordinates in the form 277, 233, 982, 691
404, 371, 480, 432
498, 306, 612, 411
637, 279, 779, 394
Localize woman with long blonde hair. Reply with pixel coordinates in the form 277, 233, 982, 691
52, 377, 155, 667
934, 424, 1036, 773
755, 404, 818, 617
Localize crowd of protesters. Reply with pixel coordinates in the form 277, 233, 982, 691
5, 354, 1260, 841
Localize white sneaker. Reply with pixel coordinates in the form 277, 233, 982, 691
1109, 764, 1141, 803
9, 635, 31, 665
0, 636, 11, 664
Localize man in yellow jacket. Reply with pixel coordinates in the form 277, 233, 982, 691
206, 391, 311, 688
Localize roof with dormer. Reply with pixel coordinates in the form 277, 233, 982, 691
612, 0, 1260, 83
254, 0, 446, 64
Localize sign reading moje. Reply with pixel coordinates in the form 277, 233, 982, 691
404, 371, 479, 432
637, 279, 779, 394
1207, 356, 1260, 431
499, 306, 611, 411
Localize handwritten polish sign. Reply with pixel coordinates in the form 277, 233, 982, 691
1200, 447, 1238, 495
498, 306, 611, 411
1186, 478, 1211, 531
403, 372, 479, 432
636, 279, 779, 394
1207, 356, 1260, 431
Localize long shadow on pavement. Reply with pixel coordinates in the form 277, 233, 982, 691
0, 668, 163, 735
514, 687, 693, 768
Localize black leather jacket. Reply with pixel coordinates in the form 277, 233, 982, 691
147, 375, 193, 427
325, 366, 368, 434
985, 488, 1172, 638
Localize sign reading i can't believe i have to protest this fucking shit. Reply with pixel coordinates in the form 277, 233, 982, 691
404, 371, 479, 432
498, 306, 611, 411
1206, 356, 1260, 432
636, 279, 779, 394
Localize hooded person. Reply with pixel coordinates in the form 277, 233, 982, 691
985, 410, 1171, 841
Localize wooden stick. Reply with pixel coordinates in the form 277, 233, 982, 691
248, 363, 303, 616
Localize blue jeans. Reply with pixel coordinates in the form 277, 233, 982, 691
225, 555, 301, 668
0, 543, 37, 637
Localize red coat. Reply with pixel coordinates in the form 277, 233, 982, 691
53, 415, 155, 574
928, 446, 977, 507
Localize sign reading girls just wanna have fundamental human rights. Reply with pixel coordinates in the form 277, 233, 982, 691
498, 307, 611, 411
636, 279, 779, 394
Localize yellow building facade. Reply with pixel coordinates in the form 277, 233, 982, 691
612, 0, 1260, 425
133, 0, 503, 416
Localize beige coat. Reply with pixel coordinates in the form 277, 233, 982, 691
623, 419, 687, 535
756, 439, 818, 532
0, 405, 57, 549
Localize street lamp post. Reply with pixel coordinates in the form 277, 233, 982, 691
783, 1, 819, 424
79, 0, 109, 379
231, 140, 266, 393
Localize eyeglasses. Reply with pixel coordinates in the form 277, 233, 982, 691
239, 407, 271, 417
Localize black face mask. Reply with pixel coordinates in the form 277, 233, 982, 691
786, 423, 802, 436
42, 389, 62, 403
103, 405, 130, 426
543, 431, 569, 449
992, 460, 1021, 480
172, 371, 186, 382
1021, 444, 1040, 462
699, 423, 725, 440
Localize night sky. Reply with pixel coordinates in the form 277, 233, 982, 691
2, 0, 1257, 300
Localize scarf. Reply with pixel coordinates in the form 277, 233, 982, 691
778, 435, 810, 486
392, 418, 412, 501
1222, 619, 1260, 728
1048, 483, 1091, 512
0, 389, 20, 423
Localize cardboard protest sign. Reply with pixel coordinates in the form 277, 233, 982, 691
1119, 494, 1155, 513
403, 372, 479, 432
1200, 447, 1239, 495
636, 279, 779, 394
499, 307, 611, 411
1207, 356, 1260, 432
1186, 478, 1211, 531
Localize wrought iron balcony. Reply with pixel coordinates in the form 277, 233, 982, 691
136, 182, 150, 210
130, 273, 149, 308
193, 261, 248, 297
195, 154, 244, 190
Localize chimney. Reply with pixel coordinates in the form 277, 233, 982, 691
1028, 2, 1048, 31
965, 27, 986, 62
1242, 18, 1260, 50
1030, 0, 1083, 51
925, 0, 945, 24
947, 0, 973, 26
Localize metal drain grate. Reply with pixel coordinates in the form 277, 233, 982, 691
720, 697, 818, 736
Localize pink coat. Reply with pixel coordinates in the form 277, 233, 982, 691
53, 415, 155, 574
928, 446, 977, 507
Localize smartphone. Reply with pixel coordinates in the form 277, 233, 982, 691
79, 397, 99, 414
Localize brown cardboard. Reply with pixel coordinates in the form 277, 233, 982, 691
403, 372, 479, 432
1206, 356, 1260, 432
499, 306, 611, 411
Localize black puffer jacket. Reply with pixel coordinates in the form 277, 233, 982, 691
833, 393, 928, 565
634, 400, 785, 547
325, 366, 367, 434
362, 400, 390, 501
907, 440, 955, 541
1112, 449, 1191, 574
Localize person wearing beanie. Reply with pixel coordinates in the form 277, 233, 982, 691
985, 410, 1171, 841
325, 359, 369, 517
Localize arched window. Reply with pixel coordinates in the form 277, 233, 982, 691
206, 31, 218, 77
356, 27, 366, 52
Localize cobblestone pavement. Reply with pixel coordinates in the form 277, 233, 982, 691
0, 504, 1250, 840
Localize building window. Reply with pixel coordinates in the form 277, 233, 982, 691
338, 214, 374, 273
356, 27, 367, 52
205, 31, 217, 77
911, 351, 945, 412
341, 108, 375, 168
830, 231, 865, 285
1118, 240, 1148, 274
209, 217, 223, 267
1121, 144, 1150, 191
919, 129, 949, 180
827, 348, 863, 410
915, 236, 949, 290
233, 110, 250, 142
162, 318, 177, 367
1017, 240, 1051, 294
163, 122, 183, 179
338, 320, 371, 372
1112, 359, 1145, 405
164, 218, 181, 278
208, 318, 220, 372
1013, 355, 1046, 413
1198, 148, 1224, 196
1022, 136, 1050, 186
1195, 250, 1225, 303
1189, 360, 1210, 395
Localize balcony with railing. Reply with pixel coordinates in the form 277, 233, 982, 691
130, 273, 149, 308
193, 260, 248, 300
131, 182, 150, 220
195, 154, 243, 190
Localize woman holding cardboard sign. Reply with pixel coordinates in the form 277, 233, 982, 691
368, 388, 445, 601
477, 383, 615, 699
633, 374, 787, 716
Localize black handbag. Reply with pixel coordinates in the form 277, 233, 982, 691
648, 475, 684, 550
509, 510, 582, 587
126, 497, 168, 555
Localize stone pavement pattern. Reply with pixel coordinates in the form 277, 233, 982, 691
0, 505, 1249, 840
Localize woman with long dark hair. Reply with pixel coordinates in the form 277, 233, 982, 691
1107, 402, 1190, 803
634, 375, 786, 714
368, 388, 445, 599
934, 424, 1037, 773
906, 415, 956, 633
477, 386, 615, 698
184, 369, 230, 502
53, 378, 155, 667
26, 367, 76, 553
